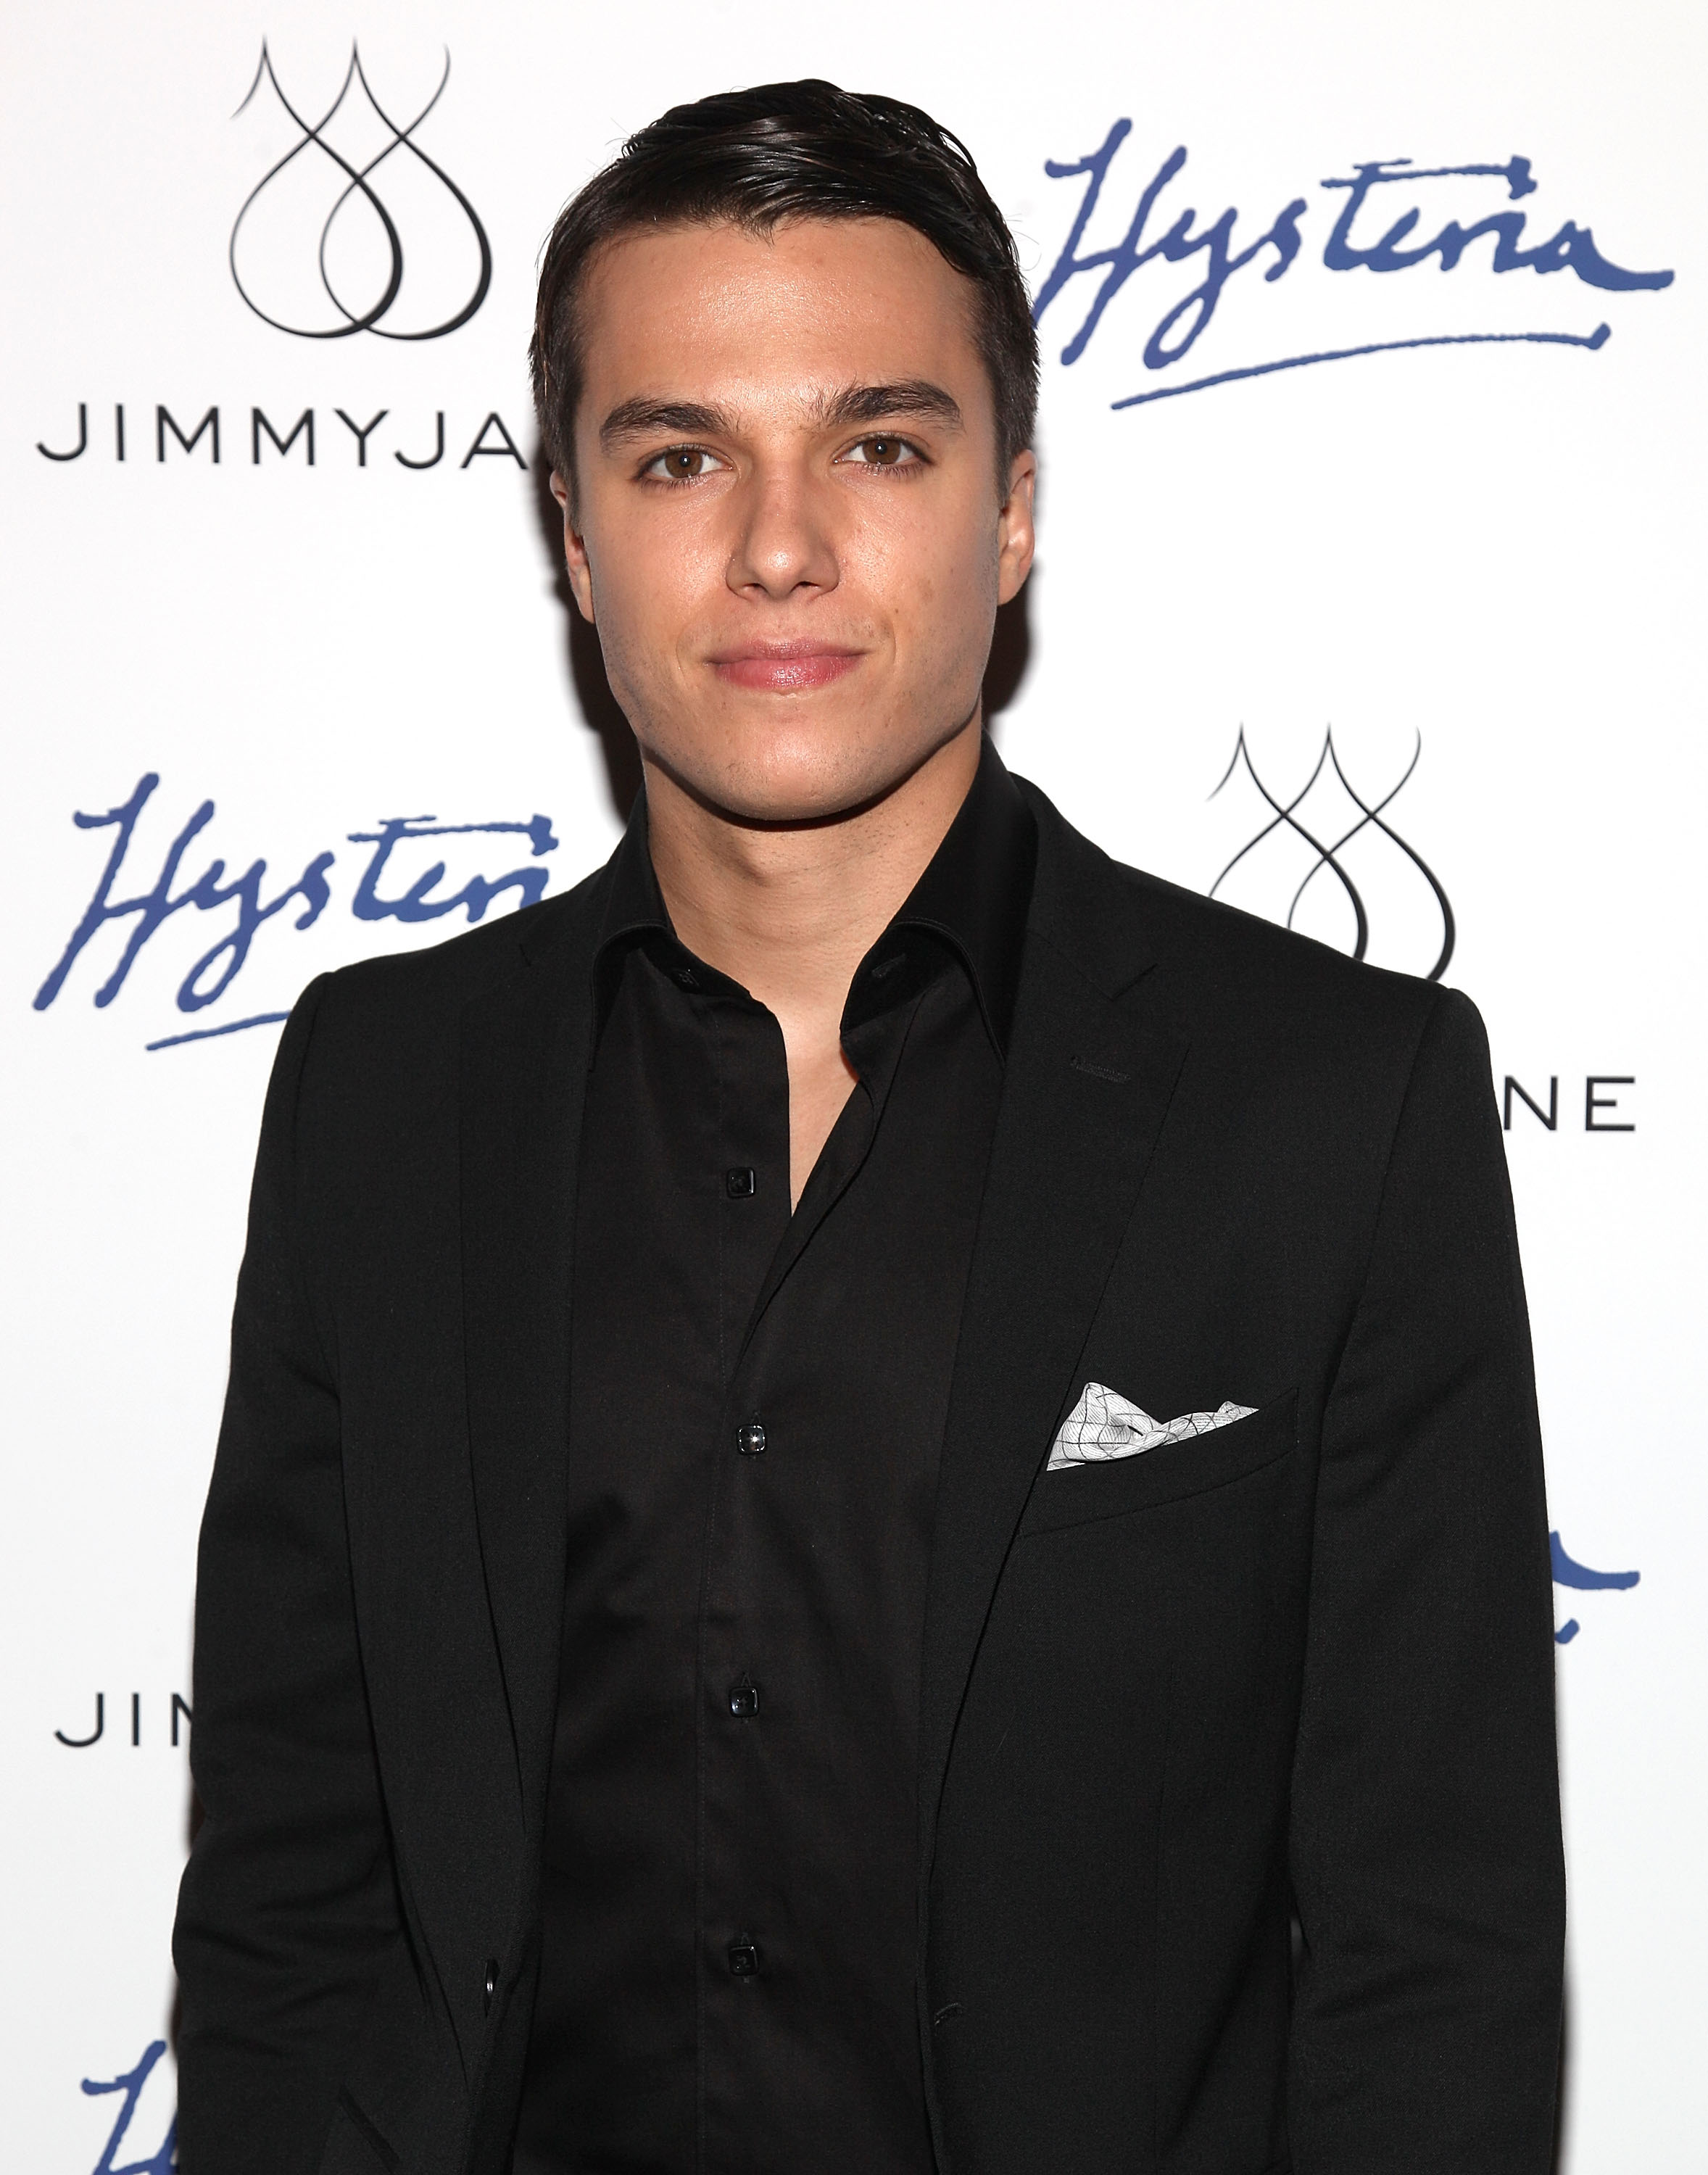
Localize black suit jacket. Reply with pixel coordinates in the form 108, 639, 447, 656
174, 781, 1563, 2175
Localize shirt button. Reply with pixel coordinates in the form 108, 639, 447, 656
729, 1679, 761, 1718
727, 1938, 763, 1978
726, 1166, 756, 1198
737, 1418, 767, 1457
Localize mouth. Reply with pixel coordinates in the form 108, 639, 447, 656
708, 641, 865, 694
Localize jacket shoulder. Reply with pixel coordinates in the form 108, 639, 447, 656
1017, 777, 1483, 1123
1125, 859, 1444, 1032
307, 858, 608, 1034
1022, 776, 1453, 1045
262, 860, 610, 1155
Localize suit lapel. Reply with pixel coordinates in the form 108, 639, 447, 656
460, 882, 602, 1838
919, 795, 1190, 1864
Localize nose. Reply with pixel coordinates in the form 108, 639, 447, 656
726, 465, 840, 602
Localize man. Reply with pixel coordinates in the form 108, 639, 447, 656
174, 80, 1564, 2175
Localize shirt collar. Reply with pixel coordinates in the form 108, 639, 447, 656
840, 735, 1035, 1058
591, 734, 1037, 1060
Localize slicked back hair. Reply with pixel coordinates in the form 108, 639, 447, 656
531, 80, 1038, 494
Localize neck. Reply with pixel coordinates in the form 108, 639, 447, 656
641, 717, 984, 1021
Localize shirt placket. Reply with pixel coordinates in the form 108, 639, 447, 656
695, 992, 792, 2164
695, 990, 924, 2168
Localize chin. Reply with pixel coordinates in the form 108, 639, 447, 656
650, 705, 945, 826
697, 752, 896, 828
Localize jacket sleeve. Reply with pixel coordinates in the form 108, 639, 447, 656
1287, 987, 1564, 2170
174, 977, 401, 2175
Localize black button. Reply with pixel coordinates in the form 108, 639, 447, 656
729, 1679, 760, 1718
483, 1958, 498, 2015
726, 1166, 755, 1198
737, 1418, 767, 1457
673, 966, 699, 988
727, 1938, 762, 1977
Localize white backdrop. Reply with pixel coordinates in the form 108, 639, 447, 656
3, 1, 1702, 2166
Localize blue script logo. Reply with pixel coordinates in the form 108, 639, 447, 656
33, 774, 558, 1048
1034, 129, 1674, 406
1552, 1530, 1640, 1646
81, 2041, 175, 2174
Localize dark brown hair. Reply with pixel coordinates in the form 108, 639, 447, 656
530, 80, 1038, 488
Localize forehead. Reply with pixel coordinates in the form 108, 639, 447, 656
575, 215, 986, 419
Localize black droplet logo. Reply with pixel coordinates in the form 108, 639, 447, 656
1209, 728, 1455, 982
230, 42, 491, 341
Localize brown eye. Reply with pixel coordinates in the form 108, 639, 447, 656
840, 434, 921, 469
646, 444, 722, 481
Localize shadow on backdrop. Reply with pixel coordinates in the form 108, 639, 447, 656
167, 1789, 205, 2058
531, 451, 1034, 825
1551, 1981, 1571, 2175
982, 576, 1033, 735
531, 455, 643, 821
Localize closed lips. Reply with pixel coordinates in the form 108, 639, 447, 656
710, 645, 862, 691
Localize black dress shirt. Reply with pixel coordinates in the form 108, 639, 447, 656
513, 742, 1035, 2174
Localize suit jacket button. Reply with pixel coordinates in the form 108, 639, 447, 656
727, 1938, 762, 1977
737, 1419, 767, 1457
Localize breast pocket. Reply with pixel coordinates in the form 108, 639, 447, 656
1019, 1388, 1298, 1537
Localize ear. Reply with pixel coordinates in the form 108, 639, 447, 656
550, 468, 597, 624
996, 449, 1037, 606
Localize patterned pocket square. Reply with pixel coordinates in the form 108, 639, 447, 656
1047, 1382, 1257, 1471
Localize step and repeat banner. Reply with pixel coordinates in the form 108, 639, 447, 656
3, 1, 1702, 2166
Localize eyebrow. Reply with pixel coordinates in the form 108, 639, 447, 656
597, 379, 963, 450
816, 381, 963, 431
599, 399, 728, 449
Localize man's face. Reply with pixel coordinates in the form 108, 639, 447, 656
553, 215, 1035, 824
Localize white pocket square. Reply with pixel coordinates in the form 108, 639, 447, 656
1047, 1382, 1256, 1471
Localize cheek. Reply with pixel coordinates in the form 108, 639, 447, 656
591, 519, 705, 661
858, 492, 997, 655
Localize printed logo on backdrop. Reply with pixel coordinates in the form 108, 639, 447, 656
34, 108, 1676, 468
1551, 1533, 1638, 1646
80, 2042, 175, 2175
1209, 729, 1454, 981
1206, 726, 1639, 1143
32, 776, 559, 1049
1032, 129, 1674, 407
53, 1690, 191, 1749
33, 43, 522, 473
231, 42, 489, 341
